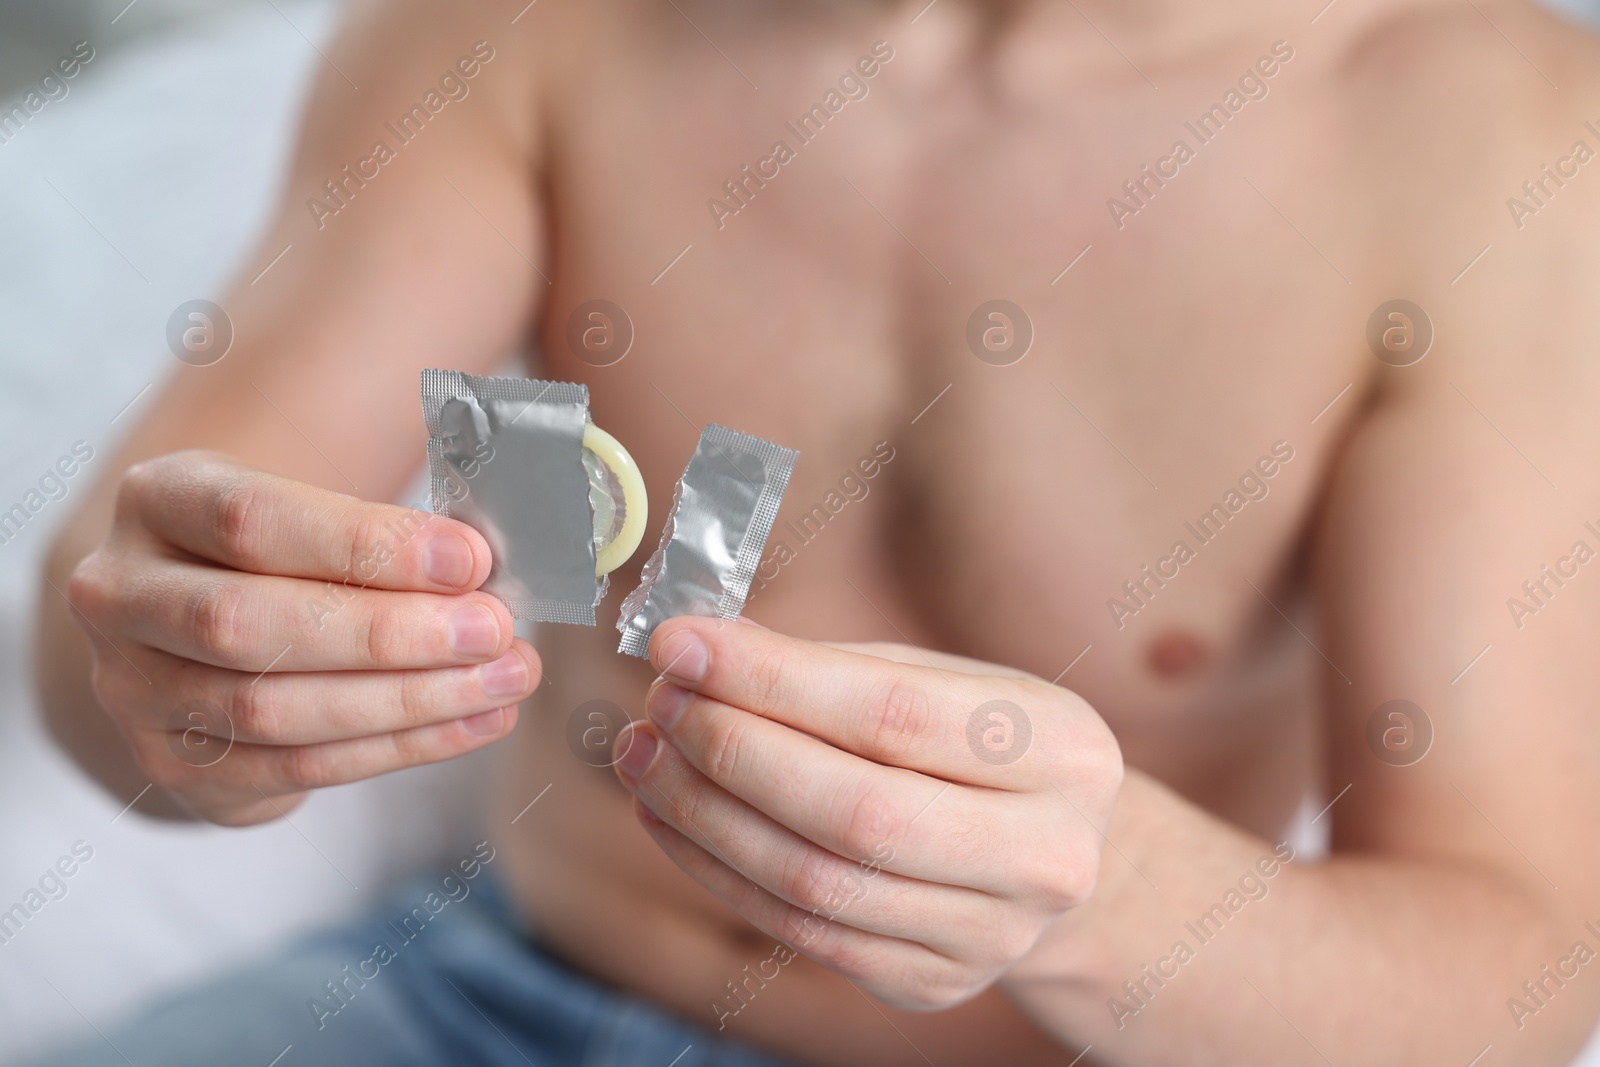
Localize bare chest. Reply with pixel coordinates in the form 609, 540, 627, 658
532, 7, 1369, 800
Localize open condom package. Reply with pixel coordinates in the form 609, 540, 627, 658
421, 370, 797, 653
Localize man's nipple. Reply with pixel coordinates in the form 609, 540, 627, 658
1147, 630, 1208, 679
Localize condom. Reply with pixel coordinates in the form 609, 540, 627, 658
617, 424, 797, 657
421, 369, 646, 624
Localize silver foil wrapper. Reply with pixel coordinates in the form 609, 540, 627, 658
421, 369, 604, 625
617, 424, 797, 657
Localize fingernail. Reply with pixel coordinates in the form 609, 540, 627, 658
616, 725, 658, 779
460, 707, 506, 737
449, 604, 502, 657
480, 654, 529, 698
656, 630, 709, 683
423, 534, 475, 588
647, 681, 692, 730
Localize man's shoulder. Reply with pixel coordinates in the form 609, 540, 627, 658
1339, 0, 1600, 98
1323, 2, 1600, 376
1330, 1, 1600, 174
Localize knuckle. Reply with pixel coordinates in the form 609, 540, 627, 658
782, 849, 843, 914
701, 716, 750, 784
1068, 849, 1103, 903
395, 668, 433, 728
1061, 691, 1122, 771
190, 581, 248, 664
809, 930, 871, 983
840, 786, 903, 862
1031, 847, 1099, 910
862, 677, 934, 757
211, 476, 264, 567
742, 643, 790, 715
781, 910, 820, 953
65, 553, 110, 619
359, 597, 406, 667
344, 512, 388, 587
280, 743, 333, 791
116, 458, 162, 515
989, 917, 1044, 967
386, 722, 437, 769
1088, 722, 1126, 792
670, 773, 713, 829
228, 674, 278, 742
786, 908, 838, 956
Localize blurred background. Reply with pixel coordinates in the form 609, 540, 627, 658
3, 0, 1600, 1062
0, 0, 273, 96
0, 1, 496, 1061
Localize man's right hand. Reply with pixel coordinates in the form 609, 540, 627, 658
64, 451, 538, 825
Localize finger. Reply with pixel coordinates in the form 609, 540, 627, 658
613, 720, 1002, 955
647, 617, 1050, 787
119, 640, 540, 745
637, 681, 1045, 891
135, 703, 519, 799
631, 798, 972, 1012
825, 641, 1039, 681
99, 556, 513, 671
124, 452, 491, 592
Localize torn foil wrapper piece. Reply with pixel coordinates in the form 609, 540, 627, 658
421, 369, 604, 625
617, 424, 798, 657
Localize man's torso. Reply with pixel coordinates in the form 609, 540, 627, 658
467, 0, 1591, 1061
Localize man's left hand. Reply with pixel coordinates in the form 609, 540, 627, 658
611, 615, 1123, 1011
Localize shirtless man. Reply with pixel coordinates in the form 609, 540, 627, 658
29, 0, 1600, 1063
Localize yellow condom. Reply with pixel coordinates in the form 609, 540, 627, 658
582, 422, 648, 576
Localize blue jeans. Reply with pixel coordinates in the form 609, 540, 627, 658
17, 872, 804, 1067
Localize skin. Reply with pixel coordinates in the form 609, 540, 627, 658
32, 0, 1600, 1063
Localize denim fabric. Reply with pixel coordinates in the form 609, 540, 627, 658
16, 871, 802, 1067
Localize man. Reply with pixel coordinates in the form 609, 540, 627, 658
29, 0, 1600, 1063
